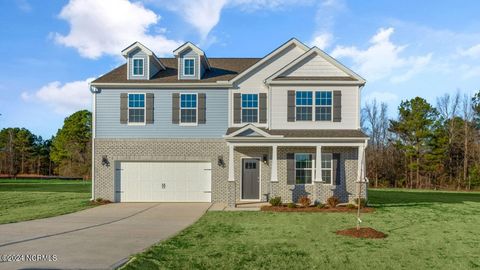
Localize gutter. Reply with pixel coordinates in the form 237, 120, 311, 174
89, 85, 100, 201
90, 82, 233, 89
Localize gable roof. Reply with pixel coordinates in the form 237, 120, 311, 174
224, 124, 283, 138
91, 58, 260, 86
121, 41, 166, 70
173, 42, 211, 69
226, 127, 369, 138
266, 47, 366, 84
228, 38, 309, 84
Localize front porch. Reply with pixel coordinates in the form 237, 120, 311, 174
224, 125, 369, 208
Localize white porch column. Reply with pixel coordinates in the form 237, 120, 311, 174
270, 145, 278, 182
315, 145, 323, 182
357, 145, 364, 182
228, 144, 235, 182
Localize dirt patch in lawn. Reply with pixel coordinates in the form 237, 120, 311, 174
261, 206, 375, 213
336, 227, 387, 239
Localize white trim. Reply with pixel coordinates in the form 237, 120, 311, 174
228, 144, 235, 181
127, 93, 146, 125
268, 80, 365, 86
179, 93, 198, 126
131, 58, 145, 77
90, 82, 232, 88
174, 42, 205, 56
294, 153, 315, 185
228, 142, 367, 147
229, 38, 309, 84
240, 93, 259, 124
183, 57, 196, 77
265, 47, 366, 84
91, 90, 96, 200
271, 145, 278, 182
224, 124, 283, 138
314, 145, 322, 182
240, 157, 262, 201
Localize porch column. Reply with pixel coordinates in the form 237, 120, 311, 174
228, 144, 235, 182
270, 145, 278, 182
315, 145, 323, 182
357, 145, 364, 182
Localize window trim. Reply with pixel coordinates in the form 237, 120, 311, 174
179, 92, 198, 126
132, 58, 145, 76
321, 153, 334, 185
315, 91, 333, 122
127, 93, 146, 125
295, 91, 313, 121
294, 153, 315, 185
183, 58, 196, 77
241, 93, 259, 123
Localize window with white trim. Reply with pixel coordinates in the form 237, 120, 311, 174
241, 94, 258, 123
295, 91, 312, 121
315, 91, 332, 121
183, 58, 195, 76
321, 153, 333, 184
128, 93, 145, 123
180, 93, 197, 124
295, 153, 314, 184
132, 58, 144, 76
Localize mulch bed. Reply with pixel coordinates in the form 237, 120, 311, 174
261, 205, 375, 213
336, 227, 387, 238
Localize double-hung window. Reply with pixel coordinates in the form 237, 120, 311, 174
295, 153, 314, 184
128, 93, 145, 124
241, 94, 258, 123
132, 58, 144, 76
183, 58, 195, 76
315, 91, 332, 121
295, 91, 313, 121
321, 153, 333, 184
180, 93, 197, 124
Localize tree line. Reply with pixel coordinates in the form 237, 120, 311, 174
0, 110, 91, 178
363, 91, 480, 190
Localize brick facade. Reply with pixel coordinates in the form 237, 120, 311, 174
93, 139, 366, 206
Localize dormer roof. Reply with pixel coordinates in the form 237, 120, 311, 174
121, 41, 166, 70
173, 42, 211, 70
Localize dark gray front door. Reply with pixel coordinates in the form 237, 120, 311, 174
242, 159, 260, 200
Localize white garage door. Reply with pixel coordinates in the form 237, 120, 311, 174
117, 161, 211, 202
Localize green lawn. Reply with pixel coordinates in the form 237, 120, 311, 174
0, 179, 93, 224
123, 189, 480, 270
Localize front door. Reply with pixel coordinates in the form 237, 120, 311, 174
242, 159, 260, 200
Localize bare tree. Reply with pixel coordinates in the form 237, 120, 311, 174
461, 94, 475, 190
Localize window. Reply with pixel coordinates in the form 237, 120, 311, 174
241, 94, 258, 123
315, 91, 332, 121
183, 58, 195, 76
321, 153, 333, 184
132, 58, 144, 76
128, 93, 145, 123
295, 153, 314, 184
180, 93, 197, 124
295, 91, 312, 121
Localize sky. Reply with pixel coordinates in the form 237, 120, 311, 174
0, 0, 479, 138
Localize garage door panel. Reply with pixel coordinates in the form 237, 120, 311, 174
118, 161, 211, 202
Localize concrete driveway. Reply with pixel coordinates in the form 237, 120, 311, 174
0, 203, 210, 270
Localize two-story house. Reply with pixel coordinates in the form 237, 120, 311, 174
90, 38, 368, 207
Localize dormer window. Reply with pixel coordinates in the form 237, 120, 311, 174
133, 58, 144, 76
183, 58, 195, 76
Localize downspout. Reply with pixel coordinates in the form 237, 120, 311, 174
89, 84, 98, 201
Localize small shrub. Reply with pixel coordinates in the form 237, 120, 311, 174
95, 197, 103, 202
353, 198, 368, 208
287, 202, 297, 208
327, 196, 340, 208
346, 203, 356, 209
269, 196, 282, 206
92, 198, 112, 205
316, 203, 326, 209
298, 196, 311, 207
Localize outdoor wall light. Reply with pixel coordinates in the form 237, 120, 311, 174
263, 154, 268, 164
101, 155, 110, 167
218, 156, 225, 167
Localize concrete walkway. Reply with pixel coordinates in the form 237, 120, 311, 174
0, 203, 210, 270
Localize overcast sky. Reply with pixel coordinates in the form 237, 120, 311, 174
1, 0, 479, 138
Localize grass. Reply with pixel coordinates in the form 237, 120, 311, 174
0, 179, 93, 224
122, 189, 480, 270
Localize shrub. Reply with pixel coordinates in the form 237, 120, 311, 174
346, 203, 356, 209
316, 203, 326, 209
326, 196, 340, 208
298, 196, 311, 207
269, 196, 282, 206
287, 202, 297, 208
353, 198, 368, 208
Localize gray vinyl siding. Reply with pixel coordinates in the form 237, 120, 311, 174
178, 49, 200, 80
128, 49, 149, 80
95, 89, 228, 138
